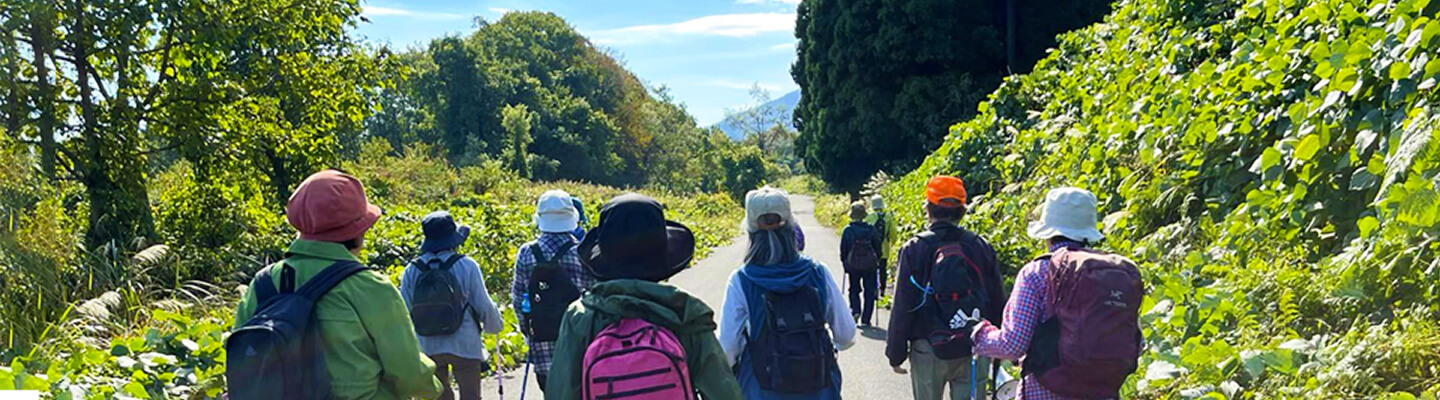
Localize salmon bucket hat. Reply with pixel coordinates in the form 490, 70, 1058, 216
1026, 187, 1104, 243
286, 169, 382, 242
926, 176, 967, 208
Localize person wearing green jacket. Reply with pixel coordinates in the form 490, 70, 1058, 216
233, 169, 443, 400
546, 193, 743, 400
865, 194, 897, 293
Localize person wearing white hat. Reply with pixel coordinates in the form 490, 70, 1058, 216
719, 186, 856, 399
970, 187, 1144, 400
509, 190, 595, 391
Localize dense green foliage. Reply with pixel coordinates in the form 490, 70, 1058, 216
0, 0, 381, 250
0, 138, 743, 397
791, 0, 1115, 192
883, 0, 1440, 396
368, 11, 770, 192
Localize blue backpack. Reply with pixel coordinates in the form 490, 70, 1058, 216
226, 260, 368, 400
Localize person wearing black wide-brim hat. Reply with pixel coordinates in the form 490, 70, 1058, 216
545, 193, 743, 400
399, 210, 504, 400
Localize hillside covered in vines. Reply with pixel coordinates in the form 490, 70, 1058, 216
883, 0, 1440, 397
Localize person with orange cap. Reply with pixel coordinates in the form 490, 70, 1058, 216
230, 169, 442, 400
884, 176, 1006, 400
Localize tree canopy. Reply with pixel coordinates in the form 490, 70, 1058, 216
792, 0, 1113, 192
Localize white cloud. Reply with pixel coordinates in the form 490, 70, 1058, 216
487, 7, 512, 15
769, 42, 795, 51
737, 0, 802, 4
594, 13, 795, 44
362, 5, 466, 20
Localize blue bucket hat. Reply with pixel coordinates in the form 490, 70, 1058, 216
420, 211, 471, 253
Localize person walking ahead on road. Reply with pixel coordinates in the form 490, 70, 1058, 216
547, 193, 742, 400
719, 187, 856, 400
886, 176, 1006, 400
866, 195, 895, 293
510, 190, 596, 391
970, 187, 1144, 400
841, 201, 883, 327
400, 211, 504, 400
230, 170, 442, 400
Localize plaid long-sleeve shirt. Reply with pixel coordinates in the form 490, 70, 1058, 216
510, 232, 595, 377
971, 240, 1096, 400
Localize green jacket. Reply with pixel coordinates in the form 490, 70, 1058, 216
546, 279, 742, 400
865, 210, 897, 259
233, 240, 443, 400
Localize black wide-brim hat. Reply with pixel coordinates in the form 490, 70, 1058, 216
578, 193, 695, 282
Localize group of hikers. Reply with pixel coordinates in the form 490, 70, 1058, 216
225, 169, 1144, 400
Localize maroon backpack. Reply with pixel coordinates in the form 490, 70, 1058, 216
1022, 246, 1144, 399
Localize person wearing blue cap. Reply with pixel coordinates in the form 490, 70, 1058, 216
399, 211, 504, 400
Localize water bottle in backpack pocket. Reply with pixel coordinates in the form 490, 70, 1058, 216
524, 242, 581, 342
408, 254, 472, 336
226, 261, 368, 400
914, 231, 989, 360
582, 318, 694, 400
1022, 247, 1144, 399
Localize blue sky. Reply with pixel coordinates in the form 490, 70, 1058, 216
355, 0, 802, 125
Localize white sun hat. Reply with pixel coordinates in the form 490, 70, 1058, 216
741, 186, 795, 233
1026, 187, 1105, 243
535, 190, 579, 233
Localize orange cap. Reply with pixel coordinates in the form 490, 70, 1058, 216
926, 176, 967, 207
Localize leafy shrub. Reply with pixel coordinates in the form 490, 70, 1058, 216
882, 0, 1440, 396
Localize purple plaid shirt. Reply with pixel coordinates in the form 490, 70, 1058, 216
510, 232, 594, 377
972, 241, 1102, 400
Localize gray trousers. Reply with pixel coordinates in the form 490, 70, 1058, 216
909, 340, 991, 400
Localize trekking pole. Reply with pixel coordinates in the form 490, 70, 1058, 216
518, 361, 531, 400
970, 355, 978, 400
496, 335, 505, 400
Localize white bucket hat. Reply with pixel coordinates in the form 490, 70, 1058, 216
870, 194, 885, 211
742, 186, 795, 233
535, 190, 579, 233
1026, 187, 1105, 243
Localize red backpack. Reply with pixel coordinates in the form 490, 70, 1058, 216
1023, 246, 1144, 398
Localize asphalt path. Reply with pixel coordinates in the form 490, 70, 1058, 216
481, 195, 912, 399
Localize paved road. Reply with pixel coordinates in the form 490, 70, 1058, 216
482, 195, 911, 399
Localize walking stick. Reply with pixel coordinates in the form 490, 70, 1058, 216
518, 361, 532, 400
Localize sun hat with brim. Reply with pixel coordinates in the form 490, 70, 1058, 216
287, 169, 382, 242
870, 194, 885, 211
579, 193, 696, 282
742, 186, 795, 233
420, 210, 471, 253
1026, 187, 1105, 243
850, 202, 867, 220
535, 190, 579, 233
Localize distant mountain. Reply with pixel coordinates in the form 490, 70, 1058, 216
715, 90, 800, 140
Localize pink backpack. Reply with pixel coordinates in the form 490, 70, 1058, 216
582, 318, 694, 400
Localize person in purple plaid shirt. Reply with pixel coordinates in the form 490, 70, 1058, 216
971, 187, 1134, 400
510, 190, 596, 391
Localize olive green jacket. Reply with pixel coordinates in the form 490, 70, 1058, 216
546, 279, 742, 400
233, 240, 443, 400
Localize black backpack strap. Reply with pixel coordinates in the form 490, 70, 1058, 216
252, 265, 281, 305
438, 253, 466, 270
536, 241, 575, 264
297, 260, 371, 301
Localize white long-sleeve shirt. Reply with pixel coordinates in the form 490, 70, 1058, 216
717, 264, 857, 367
